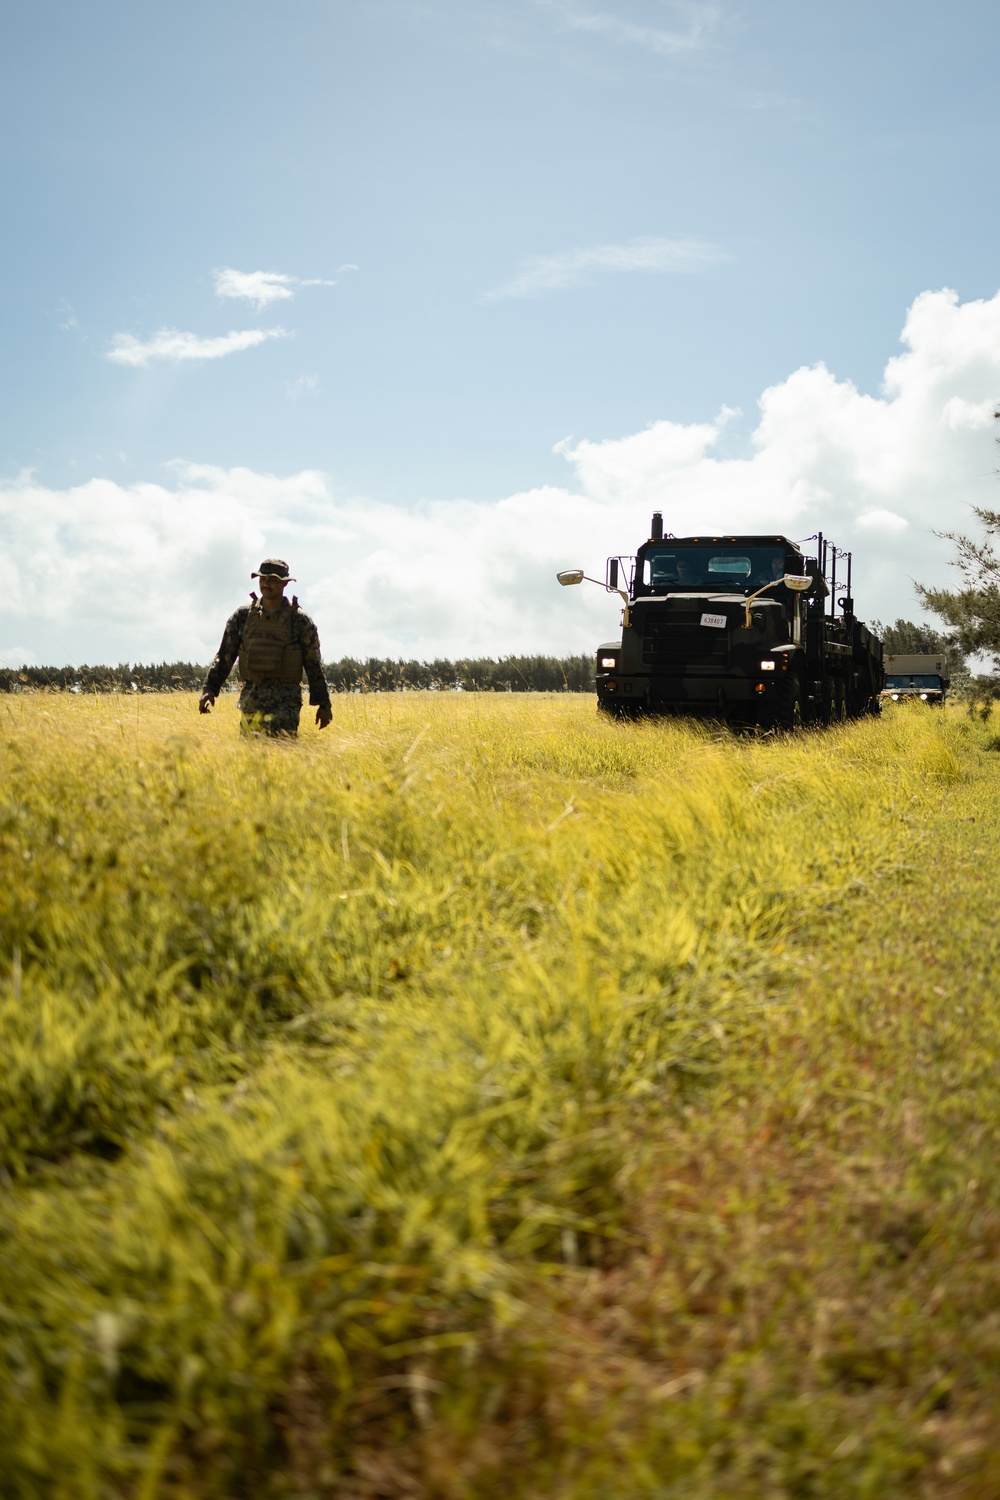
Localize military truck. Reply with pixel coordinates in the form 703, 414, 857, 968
881, 653, 949, 707
557, 514, 884, 728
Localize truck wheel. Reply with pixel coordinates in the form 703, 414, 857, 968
833, 679, 847, 722
767, 675, 803, 731
818, 678, 835, 725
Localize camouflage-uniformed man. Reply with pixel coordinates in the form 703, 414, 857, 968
199, 559, 333, 736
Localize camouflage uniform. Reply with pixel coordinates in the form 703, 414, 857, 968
202, 599, 331, 736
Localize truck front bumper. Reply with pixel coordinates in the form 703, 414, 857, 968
598, 674, 761, 714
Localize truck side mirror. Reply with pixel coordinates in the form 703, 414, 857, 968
557, 570, 584, 586
608, 558, 619, 589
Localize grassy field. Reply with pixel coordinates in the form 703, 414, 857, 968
2, 691, 1000, 1497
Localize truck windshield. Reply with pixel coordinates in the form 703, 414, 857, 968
885, 674, 942, 690
643, 546, 788, 593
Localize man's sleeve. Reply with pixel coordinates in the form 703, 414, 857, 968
299, 614, 332, 708
202, 608, 247, 697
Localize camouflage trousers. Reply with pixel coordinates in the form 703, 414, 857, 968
238, 682, 302, 737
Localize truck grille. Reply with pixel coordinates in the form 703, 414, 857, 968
640, 610, 730, 670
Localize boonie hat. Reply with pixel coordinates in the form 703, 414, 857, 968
251, 558, 296, 581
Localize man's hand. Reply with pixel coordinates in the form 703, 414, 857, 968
316, 704, 333, 730
199, 691, 216, 714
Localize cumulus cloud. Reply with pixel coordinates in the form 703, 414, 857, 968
0, 646, 37, 669
539, 0, 720, 56
107, 327, 289, 367
213, 267, 344, 309
5, 287, 1000, 667
483, 235, 726, 300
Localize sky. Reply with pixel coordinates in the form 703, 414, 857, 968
2, 0, 999, 667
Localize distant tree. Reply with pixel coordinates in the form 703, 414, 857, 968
914, 410, 1000, 668
869, 617, 965, 670
914, 508, 1000, 668
906, 407, 1000, 714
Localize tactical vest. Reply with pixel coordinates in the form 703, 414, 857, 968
238, 599, 304, 685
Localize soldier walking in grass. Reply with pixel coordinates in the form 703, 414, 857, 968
199, 559, 333, 736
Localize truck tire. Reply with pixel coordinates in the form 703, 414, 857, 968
818, 678, 835, 726
766, 674, 803, 731
833, 679, 847, 722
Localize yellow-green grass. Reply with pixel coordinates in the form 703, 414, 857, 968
1, 692, 999, 1497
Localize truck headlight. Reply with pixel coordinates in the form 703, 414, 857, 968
920, 692, 928, 700
760, 660, 775, 671
600, 656, 617, 669
891, 693, 899, 700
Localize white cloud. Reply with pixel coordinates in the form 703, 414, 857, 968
483, 235, 726, 299
106, 327, 289, 367
942, 395, 995, 431
214, 269, 297, 307
54, 299, 80, 333
0, 646, 37, 669
538, 0, 719, 55
213, 267, 340, 309
5, 287, 1000, 667
286, 374, 321, 401
856, 509, 909, 534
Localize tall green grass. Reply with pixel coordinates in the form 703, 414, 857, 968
1, 694, 998, 1496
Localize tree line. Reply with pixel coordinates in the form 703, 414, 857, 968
0, 654, 596, 695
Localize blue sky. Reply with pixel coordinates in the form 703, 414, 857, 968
2, 0, 1000, 664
